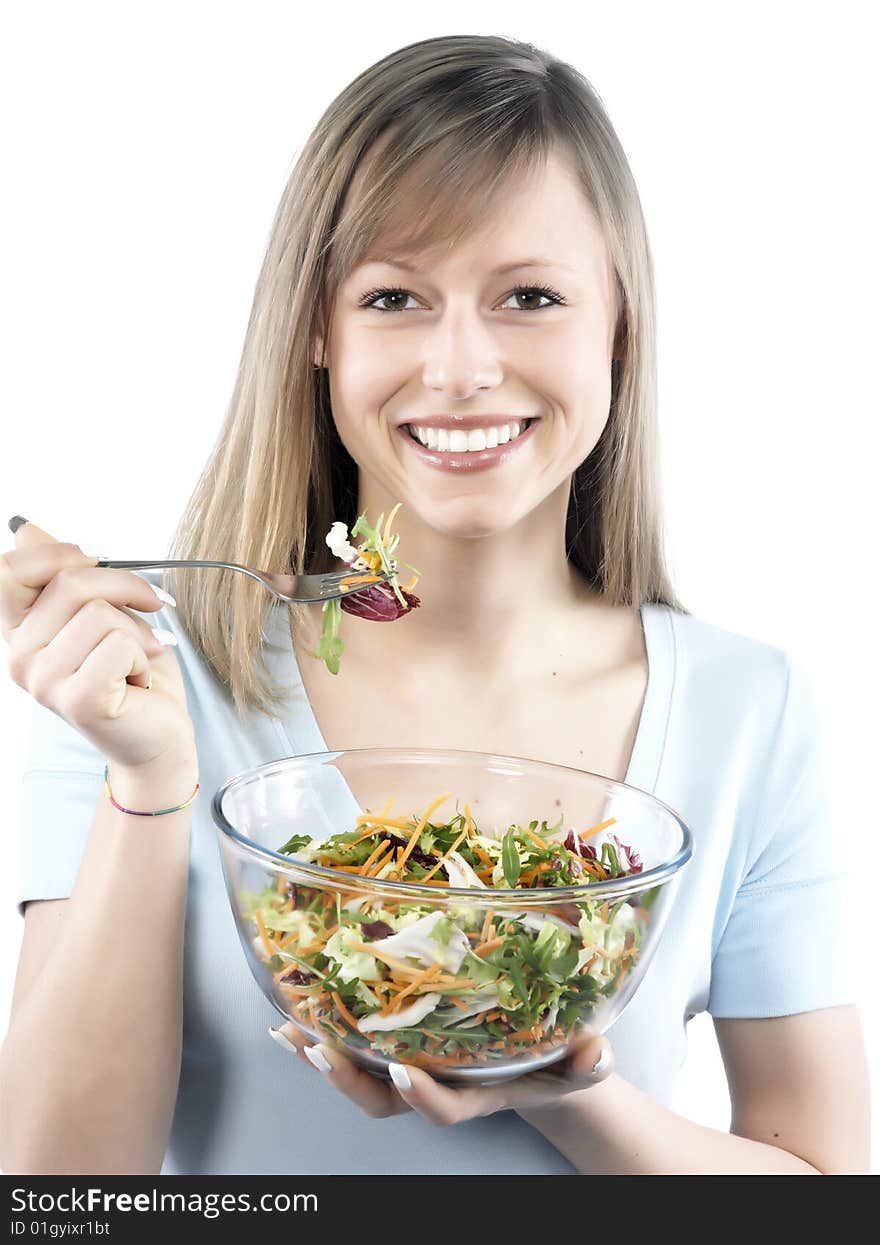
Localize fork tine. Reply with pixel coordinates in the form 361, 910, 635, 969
313, 570, 390, 599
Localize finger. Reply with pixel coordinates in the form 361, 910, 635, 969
501, 1036, 616, 1111
25, 602, 167, 702
568, 1035, 614, 1085
298, 1041, 412, 1119
60, 628, 156, 719
384, 1062, 508, 1126
5, 565, 170, 658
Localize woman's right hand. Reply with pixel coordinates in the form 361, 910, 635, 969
0, 519, 197, 772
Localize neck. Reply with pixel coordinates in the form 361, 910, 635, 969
307, 478, 608, 677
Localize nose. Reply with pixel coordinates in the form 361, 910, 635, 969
421, 303, 504, 400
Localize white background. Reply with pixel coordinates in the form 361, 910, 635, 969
1, 1, 877, 1171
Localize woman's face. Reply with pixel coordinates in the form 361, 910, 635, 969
313, 148, 620, 538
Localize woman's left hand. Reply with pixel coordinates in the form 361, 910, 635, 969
269, 1021, 614, 1125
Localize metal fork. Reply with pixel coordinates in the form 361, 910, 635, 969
94, 559, 392, 604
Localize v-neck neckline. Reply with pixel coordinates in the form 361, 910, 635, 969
262, 600, 676, 797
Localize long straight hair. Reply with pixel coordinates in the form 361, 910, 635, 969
165, 34, 689, 726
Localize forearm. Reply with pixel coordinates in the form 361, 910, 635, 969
0, 758, 197, 1175
517, 1074, 822, 1174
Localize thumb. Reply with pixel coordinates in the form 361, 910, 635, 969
9, 515, 62, 546
3, 516, 99, 623
567, 1028, 615, 1086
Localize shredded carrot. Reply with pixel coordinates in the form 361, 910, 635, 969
473, 937, 504, 958
363, 846, 396, 878
330, 991, 361, 1032
395, 791, 452, 876
525, 827, 549, 851
346, 940, 421, 975
580, 816, 618, 841
480, 909, 495, 943
380, 963, 442, 1015
254, 910, 276, 959
382, 502, 403, 544
359, 839, 391, 875
339, 572, 383, 590
418, 821, 469, 883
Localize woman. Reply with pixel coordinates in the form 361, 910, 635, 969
0, 34, 869, 1175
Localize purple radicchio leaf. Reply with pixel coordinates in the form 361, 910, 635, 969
564, 830, 598, 860
610, 832, 644, 875
340, 581, 421, 622
361, 920, 395, 940
281, 968, 314, 986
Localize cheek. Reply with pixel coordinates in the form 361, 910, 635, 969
533, 336, 613, 458
327, 327, 402, 435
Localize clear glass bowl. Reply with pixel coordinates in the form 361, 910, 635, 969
213, 748, 693, 1086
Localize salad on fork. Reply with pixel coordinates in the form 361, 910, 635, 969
316, 502, 421, 675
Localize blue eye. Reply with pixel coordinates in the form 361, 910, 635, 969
356, 283, 566, 312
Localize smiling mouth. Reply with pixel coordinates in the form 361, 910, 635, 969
403, 418, 537, 452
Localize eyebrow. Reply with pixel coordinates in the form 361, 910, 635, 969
359, 255, 577, 275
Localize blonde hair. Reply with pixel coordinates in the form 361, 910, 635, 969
166, 33, 689, 726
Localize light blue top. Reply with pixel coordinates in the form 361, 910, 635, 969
15, 575, 857, 1174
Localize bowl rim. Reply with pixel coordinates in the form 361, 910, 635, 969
211, 746, 694, 903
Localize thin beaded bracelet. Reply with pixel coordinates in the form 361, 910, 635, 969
103, 764, 200, 816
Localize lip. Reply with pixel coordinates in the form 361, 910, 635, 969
396, 418, 539, 473
400, 414, 540, 430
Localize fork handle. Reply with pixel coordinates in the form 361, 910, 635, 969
95, 559, 244, 571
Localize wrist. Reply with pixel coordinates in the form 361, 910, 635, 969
106, 748, 200, 813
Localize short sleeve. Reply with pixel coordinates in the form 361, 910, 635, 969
15, 697, 107, 918
707, 654, 859, 1018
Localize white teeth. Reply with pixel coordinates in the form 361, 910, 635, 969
408, 421, 530, 451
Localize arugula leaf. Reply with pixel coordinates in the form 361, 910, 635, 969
502, 829, 522, 887
277, 833, 313, 856
315, 599, 345, 675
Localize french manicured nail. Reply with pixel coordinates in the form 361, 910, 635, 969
268, 1026, 300, 1055
152, 587, 177, 607
592, 1047, 610, 1075
388, 1062, 412, 1091
8, 516, 29, 534
151, 627, 178, 647
304, 1045, 333, 1074
78, 543, 110, 559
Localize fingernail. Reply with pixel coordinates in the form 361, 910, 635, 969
388, 1062, 412, 1092
151, 627, 178, 647
152, 587, 177, 607
268, 1026, 300, 1055
146, 673, 152, 690
8, 515, 29, 534
78, 543, 110, 560
304, 1045, 333, 1074
592, 1047, 610, 1075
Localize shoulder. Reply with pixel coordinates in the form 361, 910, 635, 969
646, 604, 822, 757
653, 602, 794, 700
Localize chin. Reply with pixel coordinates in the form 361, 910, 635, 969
422, 496, 522, 539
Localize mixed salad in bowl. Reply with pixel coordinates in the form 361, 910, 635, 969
240, 792, 658, 1080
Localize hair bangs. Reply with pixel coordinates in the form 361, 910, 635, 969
327, 124, 552, 291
